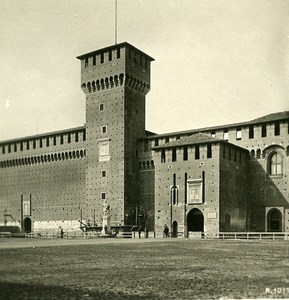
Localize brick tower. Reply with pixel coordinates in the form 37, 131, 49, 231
77, 43, 154, 229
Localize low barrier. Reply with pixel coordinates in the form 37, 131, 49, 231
218, 232, 289, 240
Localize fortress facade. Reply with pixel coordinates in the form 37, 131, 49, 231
1, 42, 289, 237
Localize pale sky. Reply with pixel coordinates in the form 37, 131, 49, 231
1, 0, 289, 141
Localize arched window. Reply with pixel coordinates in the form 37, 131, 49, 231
269, 152, 283, 175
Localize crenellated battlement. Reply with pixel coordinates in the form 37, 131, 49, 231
81, 73, 150, 95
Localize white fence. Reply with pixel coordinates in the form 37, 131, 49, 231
218, 232, 289, 240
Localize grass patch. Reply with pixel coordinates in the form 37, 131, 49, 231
0, 239, 289, 299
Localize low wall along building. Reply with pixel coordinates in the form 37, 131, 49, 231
0, 42, 289, 237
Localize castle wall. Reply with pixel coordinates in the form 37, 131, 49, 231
0, 133, 86, 231
153, 143, 221, 237
219, 144, 249, 232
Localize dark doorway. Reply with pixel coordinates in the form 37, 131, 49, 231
24, 217, 32, 233
267, 208, 282, 232
172, 221, 178, 238
187, 208, 204, 232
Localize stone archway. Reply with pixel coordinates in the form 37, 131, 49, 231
267, 208, 282, 232
187, 208, 204, 232
23, 217, 32, 233
172, 221, 178, 238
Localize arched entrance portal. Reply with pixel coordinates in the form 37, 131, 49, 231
172, 221, 178, 238
267, 208, 282, 232
23, 217, 32, 233
187, 208, 204, 232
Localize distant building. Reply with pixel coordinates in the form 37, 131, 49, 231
0, 42, 288, 237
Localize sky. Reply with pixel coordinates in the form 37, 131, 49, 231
1, 0, 289, 141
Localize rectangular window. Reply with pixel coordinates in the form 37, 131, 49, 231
75, 132, 79, 142
8, 144, 11, 153
46, 137, 49, 147
102, 170, 107, 177
154, 139, 159, 147
68, 134, 71, 144
93, 55, 96, 66
165, 137, 169, 143
176, 135, 180, 140
100, 53, 104, 64
99, 104, 104, 111
249, 125, 254, 139
14, 143, 17, 152
101, 126, 107, 134
33, 140, 36, 149
183, 146, 188, 161
207, 144, 212, 158
195, 145, 200, 160
117, 48, 120, 59
161, 149, 166, 163
275, 121, 280, 136
20, 142, 23, 151
261, 124, 267, 137
39, 139, 42, 148
211, 131, 216, 138
26, 141, 30, 150
223, 130, 228, 141
60, 135, 64, 145
53, 136, 56, 146
108, 50, 112, 61
85, 57, 88, 67
172, 148, 177, 162
101, 193, 106, 200
236, 127, 242, 140
83, 131, 86, 141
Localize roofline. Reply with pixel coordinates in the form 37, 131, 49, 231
0, 125, 86, 145
152, 139, 249, 153
76, 42, 155, 62
144, 112, 289, 140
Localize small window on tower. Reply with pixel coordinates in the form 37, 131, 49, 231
262, 124, 267, 137
249, 125, 254, 139
93, 55, 96, 66
236, 127, 242, 140
101, 193, 106, 200
99, 104, 104, 111
100, 53, 104, 64
117, 48, 120, 59
108, 50, 112, 61
101, 126, 107, 134
102, 171, 107, 177
223, 130, 228, 141
275, 121, 280, 136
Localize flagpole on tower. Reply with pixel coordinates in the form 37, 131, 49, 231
115, 0, 118, 44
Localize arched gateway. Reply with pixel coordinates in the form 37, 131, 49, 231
187, 208, 204, 232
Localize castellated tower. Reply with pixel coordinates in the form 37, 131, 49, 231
77, 43, 154, 228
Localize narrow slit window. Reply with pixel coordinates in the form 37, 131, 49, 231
249, 125, 254, 139
262, 124, 267, 137
172, 148, 177, 162
274, 121, 280, 136
161, 149, 166, 163
207, 144, 212, 158
183, 146, 188, 161
236, 127, 242, 140
195, 145, 200, 160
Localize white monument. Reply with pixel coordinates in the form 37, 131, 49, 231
101, 199, 111, 236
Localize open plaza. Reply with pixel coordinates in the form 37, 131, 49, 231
0, 238, 289, 299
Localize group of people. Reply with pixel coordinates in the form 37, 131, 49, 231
138, 226, 148, 238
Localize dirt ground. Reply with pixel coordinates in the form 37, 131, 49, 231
0, 238, 289, 299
